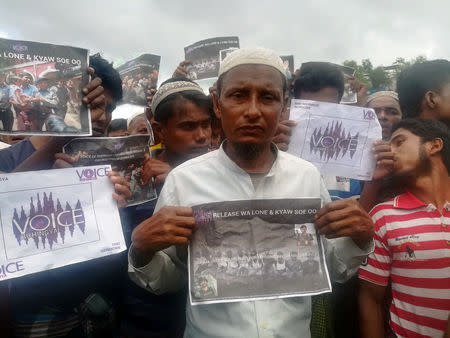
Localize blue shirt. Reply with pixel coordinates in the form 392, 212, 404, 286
21, 84, 38, 97
0, 138, 36, 173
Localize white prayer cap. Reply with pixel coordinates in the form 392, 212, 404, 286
151, 80, 204, 115
366, 91, 399, 105
218, 47, 286, 78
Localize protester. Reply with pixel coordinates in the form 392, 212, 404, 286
366, 91, 402, 141
359, 118, 450, 338
397, 59, 450, 126
107, 118, 128, 137
5, 54, 132, 337
119, 77, 212, 337
127, 112, 149, 136
128, 47, 374, 338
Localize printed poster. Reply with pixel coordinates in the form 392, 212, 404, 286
337, 64, 357, 104
280, 55, 294, 81
288, 99, 382, 180
0, 38, 90, 136
190, 198, 331, 305
184, 36, 240, 80
0, 165, 126, 281
63, 135, 157, 206
116, 54, 161, 106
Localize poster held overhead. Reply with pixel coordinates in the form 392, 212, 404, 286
0, 38, 90, 136
184, 36, 240, 80
0, 166, 126, 281
189, 198, 331, 305
63, 135, 157, 206
116, 54, 161, 106
287, 99, 381, 180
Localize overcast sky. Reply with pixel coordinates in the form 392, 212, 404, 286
1, 0, 449, 84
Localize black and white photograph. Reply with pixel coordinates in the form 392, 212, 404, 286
337, 64, 357, 104
184, 36, 240, 80
62, 135, 157, 206
116, 54, 160, 106
280, 55, 294, 82
0, 38, 90, 136
190, 198, 331, 305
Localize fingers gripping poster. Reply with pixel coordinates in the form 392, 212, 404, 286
0, 166, 126, 281
190, 198, 331, 305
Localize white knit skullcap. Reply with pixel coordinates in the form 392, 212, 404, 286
151, 80, 204, 114
218, 47, 286, 78
366, 91, 399, 105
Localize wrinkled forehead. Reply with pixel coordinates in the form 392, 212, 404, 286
220, 64, 285, 92
390, 128, 416, 142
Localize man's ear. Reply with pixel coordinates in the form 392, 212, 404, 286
424, 91, 439, 110
428, 137, 444, 156
280, 96, 290, 121
151, 121, 164, 144
212, 92, 222, 119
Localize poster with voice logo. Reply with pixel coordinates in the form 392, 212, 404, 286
63, 135, 157, 206
0, 165, 126, 281
0, 38, 91, 136
184, 36, 240, 80
189, 198, 331, 305
288, 99, 382, 180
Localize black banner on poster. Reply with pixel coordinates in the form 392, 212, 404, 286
63, 135, 157, 206
184, 36, 240, 80
0, 38, 90, 136
190, 198, 331, 305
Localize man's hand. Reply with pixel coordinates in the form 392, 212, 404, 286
82, 67, 106, 121
131, 207, 195, 265
372, 140, 395, 180
53, 152, 81, 168
348, 77, 368, 106
108, 171, 132, 208
172, 60, 191, 78
315, 198, 374, 249
141, 158, 172, 186
272, 120, 297, 151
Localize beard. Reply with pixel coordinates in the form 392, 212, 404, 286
394, 145, 432, 179
231, 142, 265, 161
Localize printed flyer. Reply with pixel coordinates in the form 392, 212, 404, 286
0, 165, 126, 281
190, 198, 331, 305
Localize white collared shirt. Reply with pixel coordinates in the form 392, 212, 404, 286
129, 144, 373, 338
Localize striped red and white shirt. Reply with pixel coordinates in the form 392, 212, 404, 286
359, 191, 450, 338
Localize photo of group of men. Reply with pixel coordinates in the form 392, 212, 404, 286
116, 54, 160, 106
190, 199, 330, 304
63, 135, 157, 206
184, 36, 240, 80
0, 38, 89, 135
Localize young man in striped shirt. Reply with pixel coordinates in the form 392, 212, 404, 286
359, 118, 450, 337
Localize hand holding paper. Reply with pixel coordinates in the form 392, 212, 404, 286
131, 206, 195, 266
314, 198, 374, 249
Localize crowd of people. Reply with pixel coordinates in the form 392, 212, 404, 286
0, 44, 448, 338
121, 71, 158, 105
0, 69, 82, 133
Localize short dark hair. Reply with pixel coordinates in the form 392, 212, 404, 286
392, 118, 450, 173
107, 118, 127, 135
216, 67, 287, 97
293, 62, 344, 100
154, 77, 212, 125
397, 59, 450, 118
89, 53, 123, 103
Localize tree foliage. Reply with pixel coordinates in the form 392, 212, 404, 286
342, 55, 427, 90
